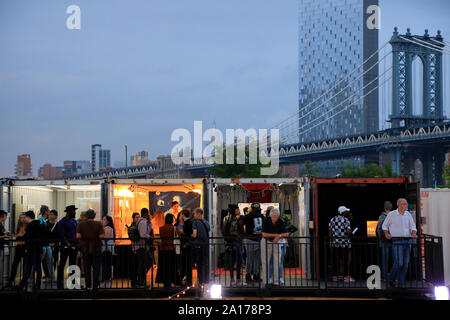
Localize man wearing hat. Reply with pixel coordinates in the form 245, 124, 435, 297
238, 202, 264, 283
56, 205, 78, 289
328, 206, 354, 282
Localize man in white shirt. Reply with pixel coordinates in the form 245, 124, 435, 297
382, 198, 417, 288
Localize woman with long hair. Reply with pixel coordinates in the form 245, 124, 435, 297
155, 213, 179, 287
6, 213, 27, 287
101, 216, 115, 285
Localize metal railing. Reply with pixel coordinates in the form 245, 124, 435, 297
0, 235, 444, 294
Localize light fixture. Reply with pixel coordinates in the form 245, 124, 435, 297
434, 286, 449, 300
210, 284, 222, 299
46, 185, 68, 190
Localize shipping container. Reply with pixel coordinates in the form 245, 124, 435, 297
1, 179, 102, 233
420, 188, 449, 286
309, 177, 421, 278
1, 177, 424, 284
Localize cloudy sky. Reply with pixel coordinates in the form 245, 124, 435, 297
0, 0, 449, 177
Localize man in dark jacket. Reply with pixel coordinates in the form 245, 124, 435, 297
57, 205, 78, 289
238, 202, 264, 283
18, 211, 47, 290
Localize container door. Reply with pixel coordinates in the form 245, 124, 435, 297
406, 182, 420, 229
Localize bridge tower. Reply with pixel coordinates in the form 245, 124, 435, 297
385, 28, 448, 187
389, 27, 446, 128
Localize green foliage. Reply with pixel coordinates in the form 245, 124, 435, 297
302, 160, 320, 176
339, 161, 397, 178
209, 141, 284, 178
441, 163, 450, 188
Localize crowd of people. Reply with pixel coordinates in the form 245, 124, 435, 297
0, 205, 115, 290
221, 202, 294, 286
0, 197, 418, 291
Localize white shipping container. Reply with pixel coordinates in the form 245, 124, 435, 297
421, 188, 450, 286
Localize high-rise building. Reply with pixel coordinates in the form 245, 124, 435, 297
91, 144, 111, 172
15, 154, 32, 177
298, 0, 379, 143
130, 151, 150, 166
91, 144, 102, 172
99, 149, 111, 170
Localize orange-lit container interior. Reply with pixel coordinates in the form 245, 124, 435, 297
111, 183, 203, 244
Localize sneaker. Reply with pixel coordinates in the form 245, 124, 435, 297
332, 276, 339, 282
344, 276, 355, 282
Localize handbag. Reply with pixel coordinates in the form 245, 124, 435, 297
174, 227, 181, 255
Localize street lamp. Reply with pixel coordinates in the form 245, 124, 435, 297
125, 144, 128, 169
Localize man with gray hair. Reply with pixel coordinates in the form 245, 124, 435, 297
261, 207, 289, 286
382, 198, 417, 288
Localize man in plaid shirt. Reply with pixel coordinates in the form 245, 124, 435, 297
328, 206, 354, 282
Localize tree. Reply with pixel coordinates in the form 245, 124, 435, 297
209, 141, 285, 178
339, 161, 397, 178
441, 163, 450, 188
302, 160, 320, 176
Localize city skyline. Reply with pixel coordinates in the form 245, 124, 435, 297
1, 0, 450, 177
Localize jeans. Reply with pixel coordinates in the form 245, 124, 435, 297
243, 238, 261, 277
83, 251, 101, 289
8, 245, 26, 285
226, 244, 243, 281
20, 251, 42, 289
193, 244, 209, 285
380, 242, 391, 280
261, 240, 280, 285
41, 247, 56, 281
57, 246, 78, 288
133, 248, 151, 286
331, 246, 351, 277
278, 242, 287, 283
180, 245, 193, 285
389, 240, 411, 285
101, 251, 113, 282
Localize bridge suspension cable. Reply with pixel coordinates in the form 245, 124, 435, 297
399, 36, 450, 55
270, 41, 390, 130
429, 37, 450, 48
290, 66, 392, 135
276, 51, 392, 133
410, 37, 450, 53
280, 74, 392, 143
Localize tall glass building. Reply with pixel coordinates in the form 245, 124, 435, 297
298, 0, 379, 144
91, 144, 111, 172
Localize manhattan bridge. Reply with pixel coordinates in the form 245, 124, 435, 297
67, 28, 450, 188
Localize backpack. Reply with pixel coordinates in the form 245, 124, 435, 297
223, 216, 239, 243
127, 219, 144, 242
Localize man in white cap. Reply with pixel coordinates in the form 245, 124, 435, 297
328, 206, 354, 282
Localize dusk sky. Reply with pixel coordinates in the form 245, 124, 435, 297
1, 0, 449, 177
